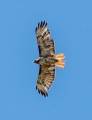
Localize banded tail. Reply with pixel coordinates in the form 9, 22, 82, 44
55, 53, 65, 68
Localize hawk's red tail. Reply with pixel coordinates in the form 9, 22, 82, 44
55, 53, 65, 68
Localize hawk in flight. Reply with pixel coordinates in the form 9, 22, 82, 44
34, 21, 65, 97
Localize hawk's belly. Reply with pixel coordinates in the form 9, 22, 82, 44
39, 57, 57, 65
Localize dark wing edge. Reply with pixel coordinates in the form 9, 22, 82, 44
36, 65, 55, 97
35, 21, 55, 57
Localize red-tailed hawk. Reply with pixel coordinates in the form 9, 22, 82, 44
34, 21, 65, 97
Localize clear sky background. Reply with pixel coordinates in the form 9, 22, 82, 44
0, 0, 92, 120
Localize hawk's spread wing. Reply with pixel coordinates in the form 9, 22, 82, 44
35, 21, 55, 57
36, 65, 55, 97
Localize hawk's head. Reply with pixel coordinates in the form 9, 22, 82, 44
33, 59, 40, 64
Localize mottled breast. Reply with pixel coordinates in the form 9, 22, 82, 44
39, 57, 57, 65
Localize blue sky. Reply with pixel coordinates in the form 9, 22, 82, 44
0, 0, 92, 120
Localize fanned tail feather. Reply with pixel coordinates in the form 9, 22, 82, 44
55, 53, 65, 68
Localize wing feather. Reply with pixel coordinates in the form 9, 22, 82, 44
35, 21, 55, 57
36, 65, 55, 97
